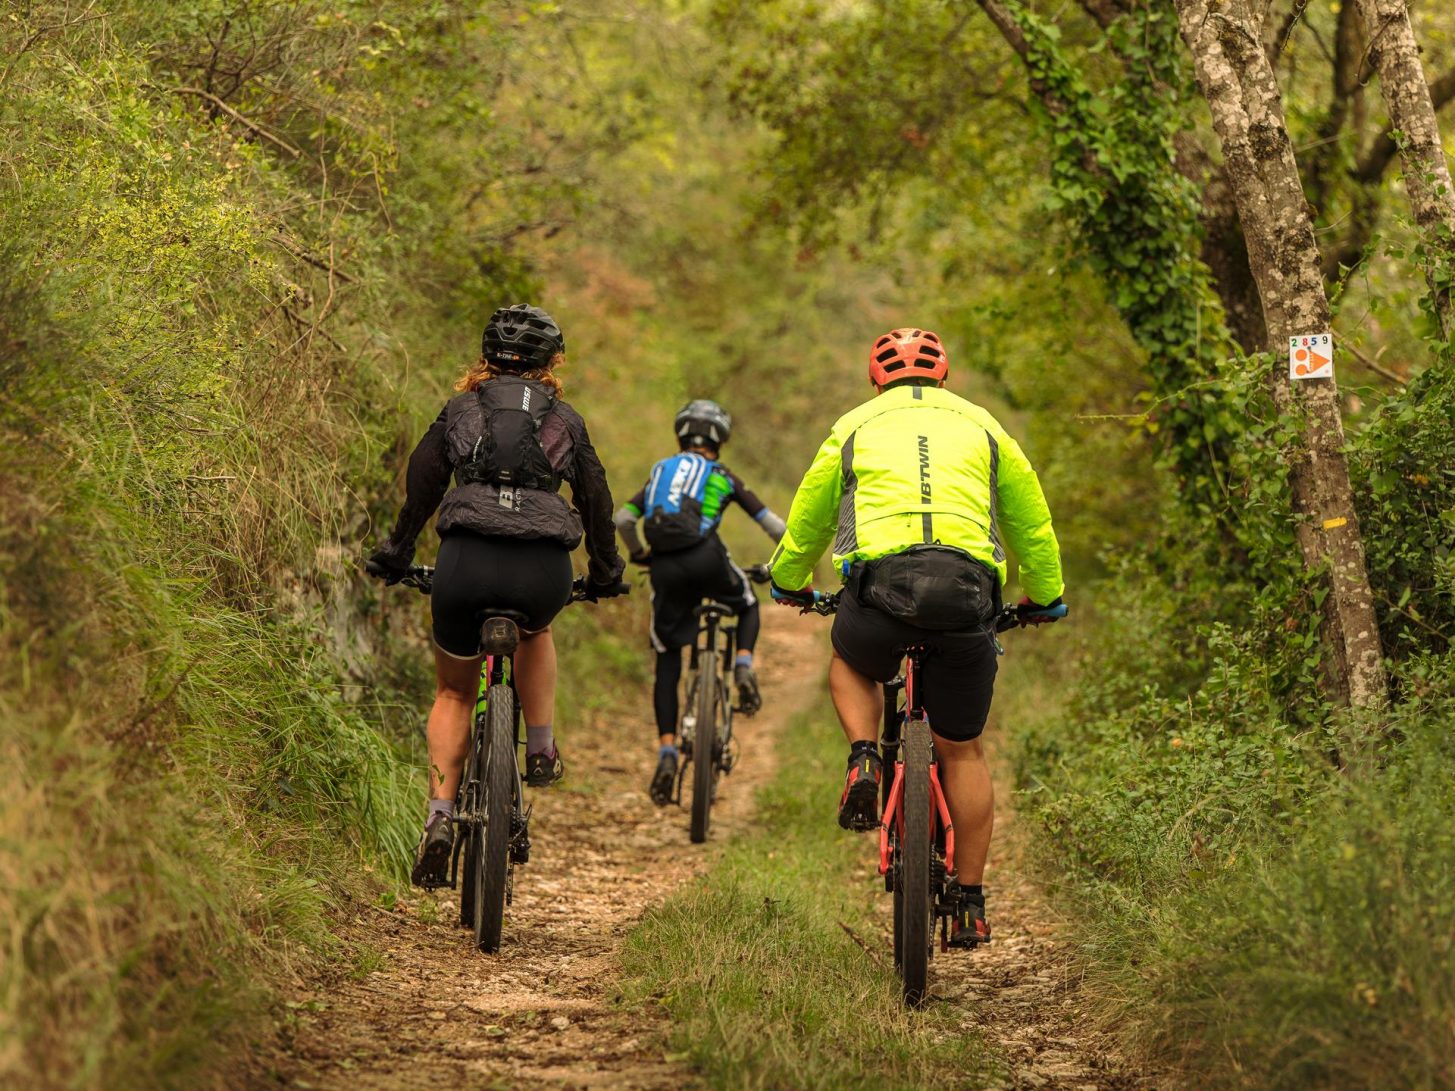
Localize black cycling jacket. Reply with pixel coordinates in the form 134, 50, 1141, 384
371, 381, 626, 588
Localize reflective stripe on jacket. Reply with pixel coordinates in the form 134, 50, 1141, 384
768, 384, 1064, 605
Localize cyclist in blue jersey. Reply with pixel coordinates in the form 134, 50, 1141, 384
615, 400, 786, 804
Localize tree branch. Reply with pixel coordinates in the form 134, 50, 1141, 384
1077, 0, 1123, 32
164, 85, 302, 159
1344, 340, 1408, 385
1305, 0, 1363, 209
1266, 0, 1310, 65
973, 0, 1074, 118
1354, 64, 1455, 183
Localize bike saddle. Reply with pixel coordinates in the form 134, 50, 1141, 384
693, 601, 735, 619
478, 610, 529, 656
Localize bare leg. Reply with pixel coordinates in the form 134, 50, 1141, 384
932, 735, 994, 885
513, 627, 557, 728
426, 646, 485, 800
829, 651, 881, 745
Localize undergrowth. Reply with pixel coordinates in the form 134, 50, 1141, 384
0, 4, 538, 1085
1010, 577, 1455, 1089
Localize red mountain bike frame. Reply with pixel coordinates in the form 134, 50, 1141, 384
877, 648, 957, 884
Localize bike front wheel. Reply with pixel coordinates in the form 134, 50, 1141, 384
897, 717, 933, 1006
472, 683, 517, 953
689, 660, 719, 844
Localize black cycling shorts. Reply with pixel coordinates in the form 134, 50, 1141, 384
430, 532, 573, 659
648, 535, 754, 651
831, 590, 999, 742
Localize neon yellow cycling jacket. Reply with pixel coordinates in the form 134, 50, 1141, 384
769, 384, 1064, 605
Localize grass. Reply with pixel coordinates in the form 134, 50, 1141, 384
620, 697, 1001, 1091
1004, 587, 1455, 1090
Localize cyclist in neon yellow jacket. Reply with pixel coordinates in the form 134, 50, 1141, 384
769, 327, 1065, 948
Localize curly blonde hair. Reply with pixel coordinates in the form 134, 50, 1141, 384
454, 353, 565, 396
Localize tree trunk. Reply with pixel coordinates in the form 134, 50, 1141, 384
1174, 0, 1389, 710
1355, 0, 1455, 343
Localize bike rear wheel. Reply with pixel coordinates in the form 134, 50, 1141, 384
472, 684, 516, 953
689, 659, 719, 844
898, 717, 933, 1006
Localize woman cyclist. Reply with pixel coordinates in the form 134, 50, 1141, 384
367, 304, 628, 886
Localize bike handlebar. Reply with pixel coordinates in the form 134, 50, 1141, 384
399, 565, 433, 593
773, 585, 1067, 629
379, 565, 625, 603
994, 600, 1068, 631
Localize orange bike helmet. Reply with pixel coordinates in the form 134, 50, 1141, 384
868, 328, 949, 387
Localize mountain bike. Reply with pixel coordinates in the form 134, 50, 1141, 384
398, 565, 598, 953
674, 562, 773, 843
796, 590, 1066, 1006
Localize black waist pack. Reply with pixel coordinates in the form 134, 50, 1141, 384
852, 546, 998, 631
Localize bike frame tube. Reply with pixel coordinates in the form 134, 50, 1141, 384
691, 611, 719, 671
928, 763, 955, 878
475, 655, 497, 709
878, 648, 954, 877
878, 760, 904, 877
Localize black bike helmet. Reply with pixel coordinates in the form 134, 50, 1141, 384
481, 303, 565, 370
675, 399, 732, 451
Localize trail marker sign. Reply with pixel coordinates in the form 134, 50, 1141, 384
1289, 333, 1333, 380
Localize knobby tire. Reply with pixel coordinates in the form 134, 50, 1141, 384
473, 684, 516, 953
689, 660, 718, 844
899, 718, 933, 1006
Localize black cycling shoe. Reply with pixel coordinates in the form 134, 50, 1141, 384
734, 663, 762, 715
525, 747, 564, 788
410, 812, 454, 889
948, 897, 992, 949
837, 747, 882, 832
649, 750, 678, 806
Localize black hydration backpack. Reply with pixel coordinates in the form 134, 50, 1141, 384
455, 377, 561, 509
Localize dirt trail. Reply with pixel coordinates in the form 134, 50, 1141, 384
271, 609, 824, 1091
930, 802, 1150, 1091
271, 607, 1145, 1091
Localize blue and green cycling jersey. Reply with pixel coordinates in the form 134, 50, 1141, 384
625, 453, 770, 537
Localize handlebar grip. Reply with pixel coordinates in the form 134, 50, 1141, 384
1030, 603, 1069, 620
770, 585, 816, 605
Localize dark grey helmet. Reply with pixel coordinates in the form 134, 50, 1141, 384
674, 399, 732, 450
481, 304, 564, 369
